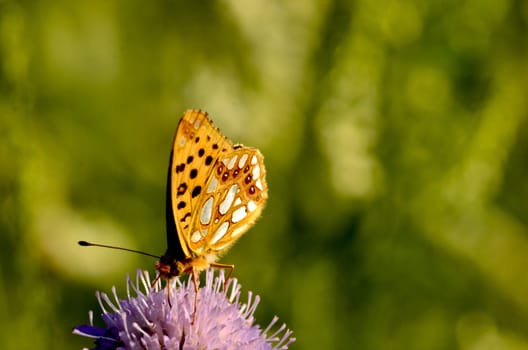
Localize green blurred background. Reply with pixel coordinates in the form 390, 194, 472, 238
1, 0, 528, 349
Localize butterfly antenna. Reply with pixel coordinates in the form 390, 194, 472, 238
78, 241, 160, 259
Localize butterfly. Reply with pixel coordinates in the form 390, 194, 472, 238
155, 109, 268, 322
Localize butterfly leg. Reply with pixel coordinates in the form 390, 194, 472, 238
167, 279, 172, 307
152, 273, 162, 287
210, 263, 234, 292
152, 273, 173, 307
191, 268, 200, 324
179, 329, 186, 350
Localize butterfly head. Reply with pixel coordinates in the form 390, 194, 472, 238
156, 254, 187, 279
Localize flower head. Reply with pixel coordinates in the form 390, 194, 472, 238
74, 269, 295, 350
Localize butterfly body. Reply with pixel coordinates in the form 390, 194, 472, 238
155, 254, 210, 279
156, 109, 267, 321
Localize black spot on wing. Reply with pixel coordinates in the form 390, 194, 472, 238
176, 163, 185, 173
180, 212, 191, 222
191, 186, 202, 198
177, 183, 187, 195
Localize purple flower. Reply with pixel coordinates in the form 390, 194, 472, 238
73, 269, 295, 350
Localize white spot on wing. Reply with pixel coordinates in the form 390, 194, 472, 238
232, 206, 247, 223
252, 165, 260, 179
251, 155, 258, 165
234, 197, 242, 206
194, 119, 201, 129
210, 221, 229, 244
227, 155, 238, 170
201, 197, 214, 225
191, 230, 201, 243
179, 137, 186, 147
207, 177, 218, 193
238, 153, 248, 168
256, 179, 263, 190
219, 184, 238, 215
247, 200, 257, 212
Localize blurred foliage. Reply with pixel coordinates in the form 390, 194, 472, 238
1, 0, 528, 349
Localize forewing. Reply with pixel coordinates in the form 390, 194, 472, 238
169, 110, 230, 258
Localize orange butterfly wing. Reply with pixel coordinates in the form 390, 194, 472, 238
168, 110, 268, 261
